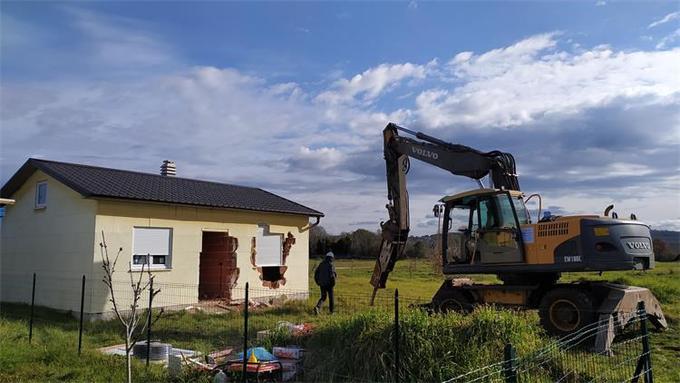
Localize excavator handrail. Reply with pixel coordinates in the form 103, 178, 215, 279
524, 193, 542, 224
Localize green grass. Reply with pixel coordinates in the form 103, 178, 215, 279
1, 259, 678, 382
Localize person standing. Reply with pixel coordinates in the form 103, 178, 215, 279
314, 251, 337, 314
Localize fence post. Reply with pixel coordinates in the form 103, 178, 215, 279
29, 273, 36, 344
638, 301, 653, 383
78, 275, 85, 356
394, 288, 400, 383
242, 282, 249, 383
146, 277, 153, 367
503, 343, 517, 383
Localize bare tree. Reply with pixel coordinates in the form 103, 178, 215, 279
99, 231, 163, 383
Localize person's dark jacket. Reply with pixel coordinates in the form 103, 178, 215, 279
314, 258, 337, 288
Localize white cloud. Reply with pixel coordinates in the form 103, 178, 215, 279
2, 14, 679, 234
416, 34, 680, 129
656, 28, 680, 49
316, 62, 433, 105
63, 7, 178, 72
648, 11, 680, 29
564, 162, 655, 180
293, 146, 345, 170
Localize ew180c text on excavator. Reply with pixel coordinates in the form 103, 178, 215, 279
370, 123, 666, 352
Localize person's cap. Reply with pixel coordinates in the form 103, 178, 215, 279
325, 251, 334, 258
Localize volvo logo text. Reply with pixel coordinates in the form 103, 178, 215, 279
626, 241, 650, 250
411, 147, 439, 160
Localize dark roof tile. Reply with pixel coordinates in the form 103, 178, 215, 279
1, 159, 323, 217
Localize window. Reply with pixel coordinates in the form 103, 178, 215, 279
35, 181, 47, 209
132, 227, 172, 269
495, 195, 519, 228
255, 225, 283, 266
478, 198, 497, 230
511, 196, 530, 225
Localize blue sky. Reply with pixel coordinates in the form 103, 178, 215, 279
1, 2, 679, 234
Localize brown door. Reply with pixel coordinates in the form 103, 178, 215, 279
199, 232, 238, 300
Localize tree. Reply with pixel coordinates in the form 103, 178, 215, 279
331, 233, 352, 257
99, 232, 163, 383
309, 225, 330, 257
404, 240, 427, 259
350, 229, 381, 258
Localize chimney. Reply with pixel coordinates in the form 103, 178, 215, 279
160, 160, 176, 177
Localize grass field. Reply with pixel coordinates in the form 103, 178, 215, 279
1, 259, 678, 382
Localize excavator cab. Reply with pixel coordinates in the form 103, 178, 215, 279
441, 189, 527, 267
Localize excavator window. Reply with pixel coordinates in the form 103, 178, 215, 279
496, 195, 518, 228
479, 198, 497, 229
511, 196, 530, 225
476, 193, 524, 264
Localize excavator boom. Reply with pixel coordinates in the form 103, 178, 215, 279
370, 123, 519, 291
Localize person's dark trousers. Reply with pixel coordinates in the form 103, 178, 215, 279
315, 286, 335, 313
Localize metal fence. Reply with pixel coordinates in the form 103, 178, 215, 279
0, 272, 656, 383
442, 303, 655, 383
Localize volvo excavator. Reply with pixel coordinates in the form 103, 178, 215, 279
370, 123, 666, 352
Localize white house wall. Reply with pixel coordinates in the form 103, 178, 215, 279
92, 199, 311, 314
0, 170, 97, 312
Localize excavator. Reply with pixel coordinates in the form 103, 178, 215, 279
370, 123, 666, 351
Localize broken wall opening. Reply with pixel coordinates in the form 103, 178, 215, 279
199, 231, 239, 301
251, 225, 296, 289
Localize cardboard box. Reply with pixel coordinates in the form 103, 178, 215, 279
273, 346, 304, 360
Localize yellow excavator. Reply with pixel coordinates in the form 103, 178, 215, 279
370, 123, 666, 351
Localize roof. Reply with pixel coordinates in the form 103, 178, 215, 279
440, 188, 524, 203
1, 159, 323, 217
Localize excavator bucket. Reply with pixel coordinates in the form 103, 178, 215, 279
593, 283, 667, 353
369, 240, 396, 304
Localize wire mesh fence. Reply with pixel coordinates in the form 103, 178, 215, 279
0, 271, 657, 383
442, 305, 655, 383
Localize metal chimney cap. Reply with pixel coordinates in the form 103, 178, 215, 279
160, 160, 176, 176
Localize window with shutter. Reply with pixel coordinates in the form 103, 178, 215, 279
132, 227, 172, 269
255, 225, 283, 266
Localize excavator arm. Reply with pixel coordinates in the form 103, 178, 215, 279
370, 123, 520, 297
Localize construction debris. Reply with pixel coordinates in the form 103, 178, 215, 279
275, 321, 315, 337
273, 346, 305, 382
97, 342, 200, 362
273, 346, 304, 360
248, 299, 271, 308
206, 348, 234, 365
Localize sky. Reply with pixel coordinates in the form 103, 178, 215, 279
1, 1, 679, 235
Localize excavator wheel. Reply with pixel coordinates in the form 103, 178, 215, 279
539, 288, 596, 337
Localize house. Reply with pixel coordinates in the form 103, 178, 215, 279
0, 159, 323, 317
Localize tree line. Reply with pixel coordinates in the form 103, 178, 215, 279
310, 227, 679, 262
309, 226, 431, 259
